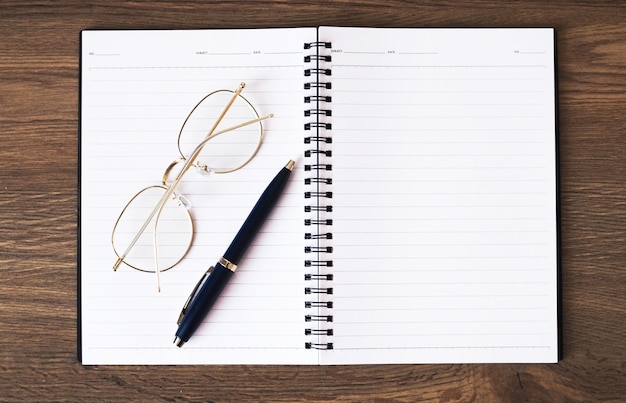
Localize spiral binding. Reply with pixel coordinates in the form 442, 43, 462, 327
303, 40, 333, 351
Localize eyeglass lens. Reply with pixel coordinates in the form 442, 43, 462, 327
178, 89, 262, 174
112, 185, 194, 273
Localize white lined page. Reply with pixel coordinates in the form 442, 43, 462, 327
320, 27, 559, 364
80, 28, 316, 364
81, 27, 560, 365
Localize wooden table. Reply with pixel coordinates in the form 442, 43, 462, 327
1, 1, 624, 401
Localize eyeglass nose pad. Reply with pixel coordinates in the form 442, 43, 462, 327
173, 193, 191, 210
194, 162, 214, 177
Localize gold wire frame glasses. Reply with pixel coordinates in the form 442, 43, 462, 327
111, 83, 272, 291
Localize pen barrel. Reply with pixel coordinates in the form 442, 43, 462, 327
223, 166, 291, 264
175, 263, 233, 343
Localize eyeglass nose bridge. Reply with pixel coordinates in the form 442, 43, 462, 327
161, 156, 219, 186
162, 158, 186, 186
161, 159, 192, 209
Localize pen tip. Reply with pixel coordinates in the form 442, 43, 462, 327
286, 160, 295, 171
174, 337, 185, 348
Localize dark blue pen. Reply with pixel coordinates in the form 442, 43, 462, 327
174, 160, 295, 347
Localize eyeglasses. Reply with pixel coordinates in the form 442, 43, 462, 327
111, 83, 272, 291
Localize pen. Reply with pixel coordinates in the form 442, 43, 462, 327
174, 160, 295, 347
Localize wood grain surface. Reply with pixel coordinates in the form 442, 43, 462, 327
0, 1, 624, 401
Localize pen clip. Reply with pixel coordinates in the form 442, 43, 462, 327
177, 266, 214, 325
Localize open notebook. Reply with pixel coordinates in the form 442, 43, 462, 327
79, 27, 560, 365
